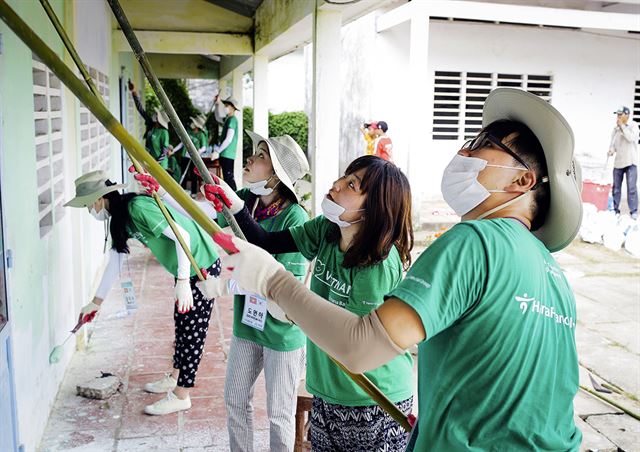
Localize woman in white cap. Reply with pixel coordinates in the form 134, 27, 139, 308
64, 171, 224, 416
182, 115, 208, 195
201, 154, 415, 452
146, 108, 172, 170
213, 95, 241, 190
213, 89, 584, 451
171, 131, 308, 452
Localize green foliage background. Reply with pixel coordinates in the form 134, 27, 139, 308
144, 79, 202, 144
242, 107, 308, 162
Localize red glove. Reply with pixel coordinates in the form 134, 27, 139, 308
202, 184, 232, 212
129, 165, 160, 194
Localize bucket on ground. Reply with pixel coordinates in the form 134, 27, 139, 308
582, 180, 611, 211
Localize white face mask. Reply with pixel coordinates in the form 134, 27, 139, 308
321, 197, 364, 228
441, 154, 529, 217
246, 175, 279, 196
90, 206, 110, 221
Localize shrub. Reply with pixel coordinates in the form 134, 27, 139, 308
144, 79, 201, 144
241, 107, 308, 161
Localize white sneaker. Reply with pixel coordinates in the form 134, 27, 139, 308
144, 391, 191, 415
144, 373, 178, 394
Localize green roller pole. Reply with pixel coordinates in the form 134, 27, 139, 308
106, 0, 246, 241
0, 0, 233, 252
39, 0, 207, 279
0, 0, 410, 430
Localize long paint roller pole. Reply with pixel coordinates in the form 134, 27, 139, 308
0, 0, 233, 252
107, 0, 411, 430
39, 0, 206, 282
0, 1, 409, 430
106, 0, 246, 241
38, 0, 229, 359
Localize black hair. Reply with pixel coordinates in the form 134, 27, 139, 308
481, 119, 550, 230
102, 181, 139, 253
326, 156, 413, 270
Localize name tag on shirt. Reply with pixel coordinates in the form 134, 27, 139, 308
241, 294, 267, 331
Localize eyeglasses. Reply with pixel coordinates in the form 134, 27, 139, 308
462, 132, 530, 170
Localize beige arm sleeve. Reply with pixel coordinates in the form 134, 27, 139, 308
266, 269, 406, 373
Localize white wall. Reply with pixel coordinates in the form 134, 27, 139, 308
341, 15, 640, 197
268, 49, 306, 114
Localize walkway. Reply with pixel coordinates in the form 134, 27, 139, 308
38, 215, 640, 451
39, 244, 270, 451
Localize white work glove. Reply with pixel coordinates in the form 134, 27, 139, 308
221, 236, 284, 298
196, 275, 229, 299
175, 279, 194, 314
201, 175, 244, 214
211, 151, 220, 160
80, 301, 101, 324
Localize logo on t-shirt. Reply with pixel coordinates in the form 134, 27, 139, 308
313, 258, 352, 302
515, 293, 575, 328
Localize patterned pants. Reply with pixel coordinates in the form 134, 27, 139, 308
310, 396, 413, 452
172, 259, 221, 388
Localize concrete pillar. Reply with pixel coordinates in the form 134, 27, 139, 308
408, 15, 430, 203
252, 54, 269, 137
310, 4, 342, 215
232, 68, 244, 185
218, 78, 228, 99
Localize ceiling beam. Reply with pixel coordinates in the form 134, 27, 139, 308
146, 54, 220, 79
114, 30, 253, 55
377, 0, 640, 33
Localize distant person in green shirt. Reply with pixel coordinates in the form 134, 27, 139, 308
204, 155, 415, 451
65, 170, 225, 417
219, 89, 584, 451
213, 94, 240, 191
146, 107, 173, 170
182, 115, 208, 196
193, 131, 310, 452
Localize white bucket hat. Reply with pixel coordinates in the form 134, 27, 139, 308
222, 97, 241, 111
154, 108, 170, 129
64, 170, 127, 208
483, 88, 582, 252
245, 130, 309, 202
190, 116, 205, 130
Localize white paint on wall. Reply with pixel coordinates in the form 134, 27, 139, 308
268, 49, 306, 114
75, 0, 112, 76
339, 14, 640, 197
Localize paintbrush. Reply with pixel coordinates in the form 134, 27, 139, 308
49, 314, 85, 364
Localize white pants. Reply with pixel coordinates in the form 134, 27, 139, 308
224, 336, 305, 452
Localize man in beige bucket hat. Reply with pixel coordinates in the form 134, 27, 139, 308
211, 88, 584, 451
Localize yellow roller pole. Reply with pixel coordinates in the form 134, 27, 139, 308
39, 0, 206, 280
0, 0, 236, 254
106, 0, 246, 241
0, 0, 409, 430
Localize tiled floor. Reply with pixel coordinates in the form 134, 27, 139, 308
39, 245, 270, 451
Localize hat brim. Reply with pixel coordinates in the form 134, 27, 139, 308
222, 101, 241, 111
245, 130, 301, 202
64, 183, 127, 208
483, 88, 582, 252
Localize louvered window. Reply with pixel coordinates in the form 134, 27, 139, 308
80, 67, 111, 173
33, 57, 65, 237
433, 71, 553, 141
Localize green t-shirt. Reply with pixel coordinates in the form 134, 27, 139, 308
127, 196, 218, 277
290, 215, 414, 406
219, 115, 238, 159
219, 190, 309, 351
390, 219, 582, 452
186, 129, 208, 158
146, 127, 169, 169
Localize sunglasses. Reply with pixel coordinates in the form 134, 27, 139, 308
462, 132, 530, 170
